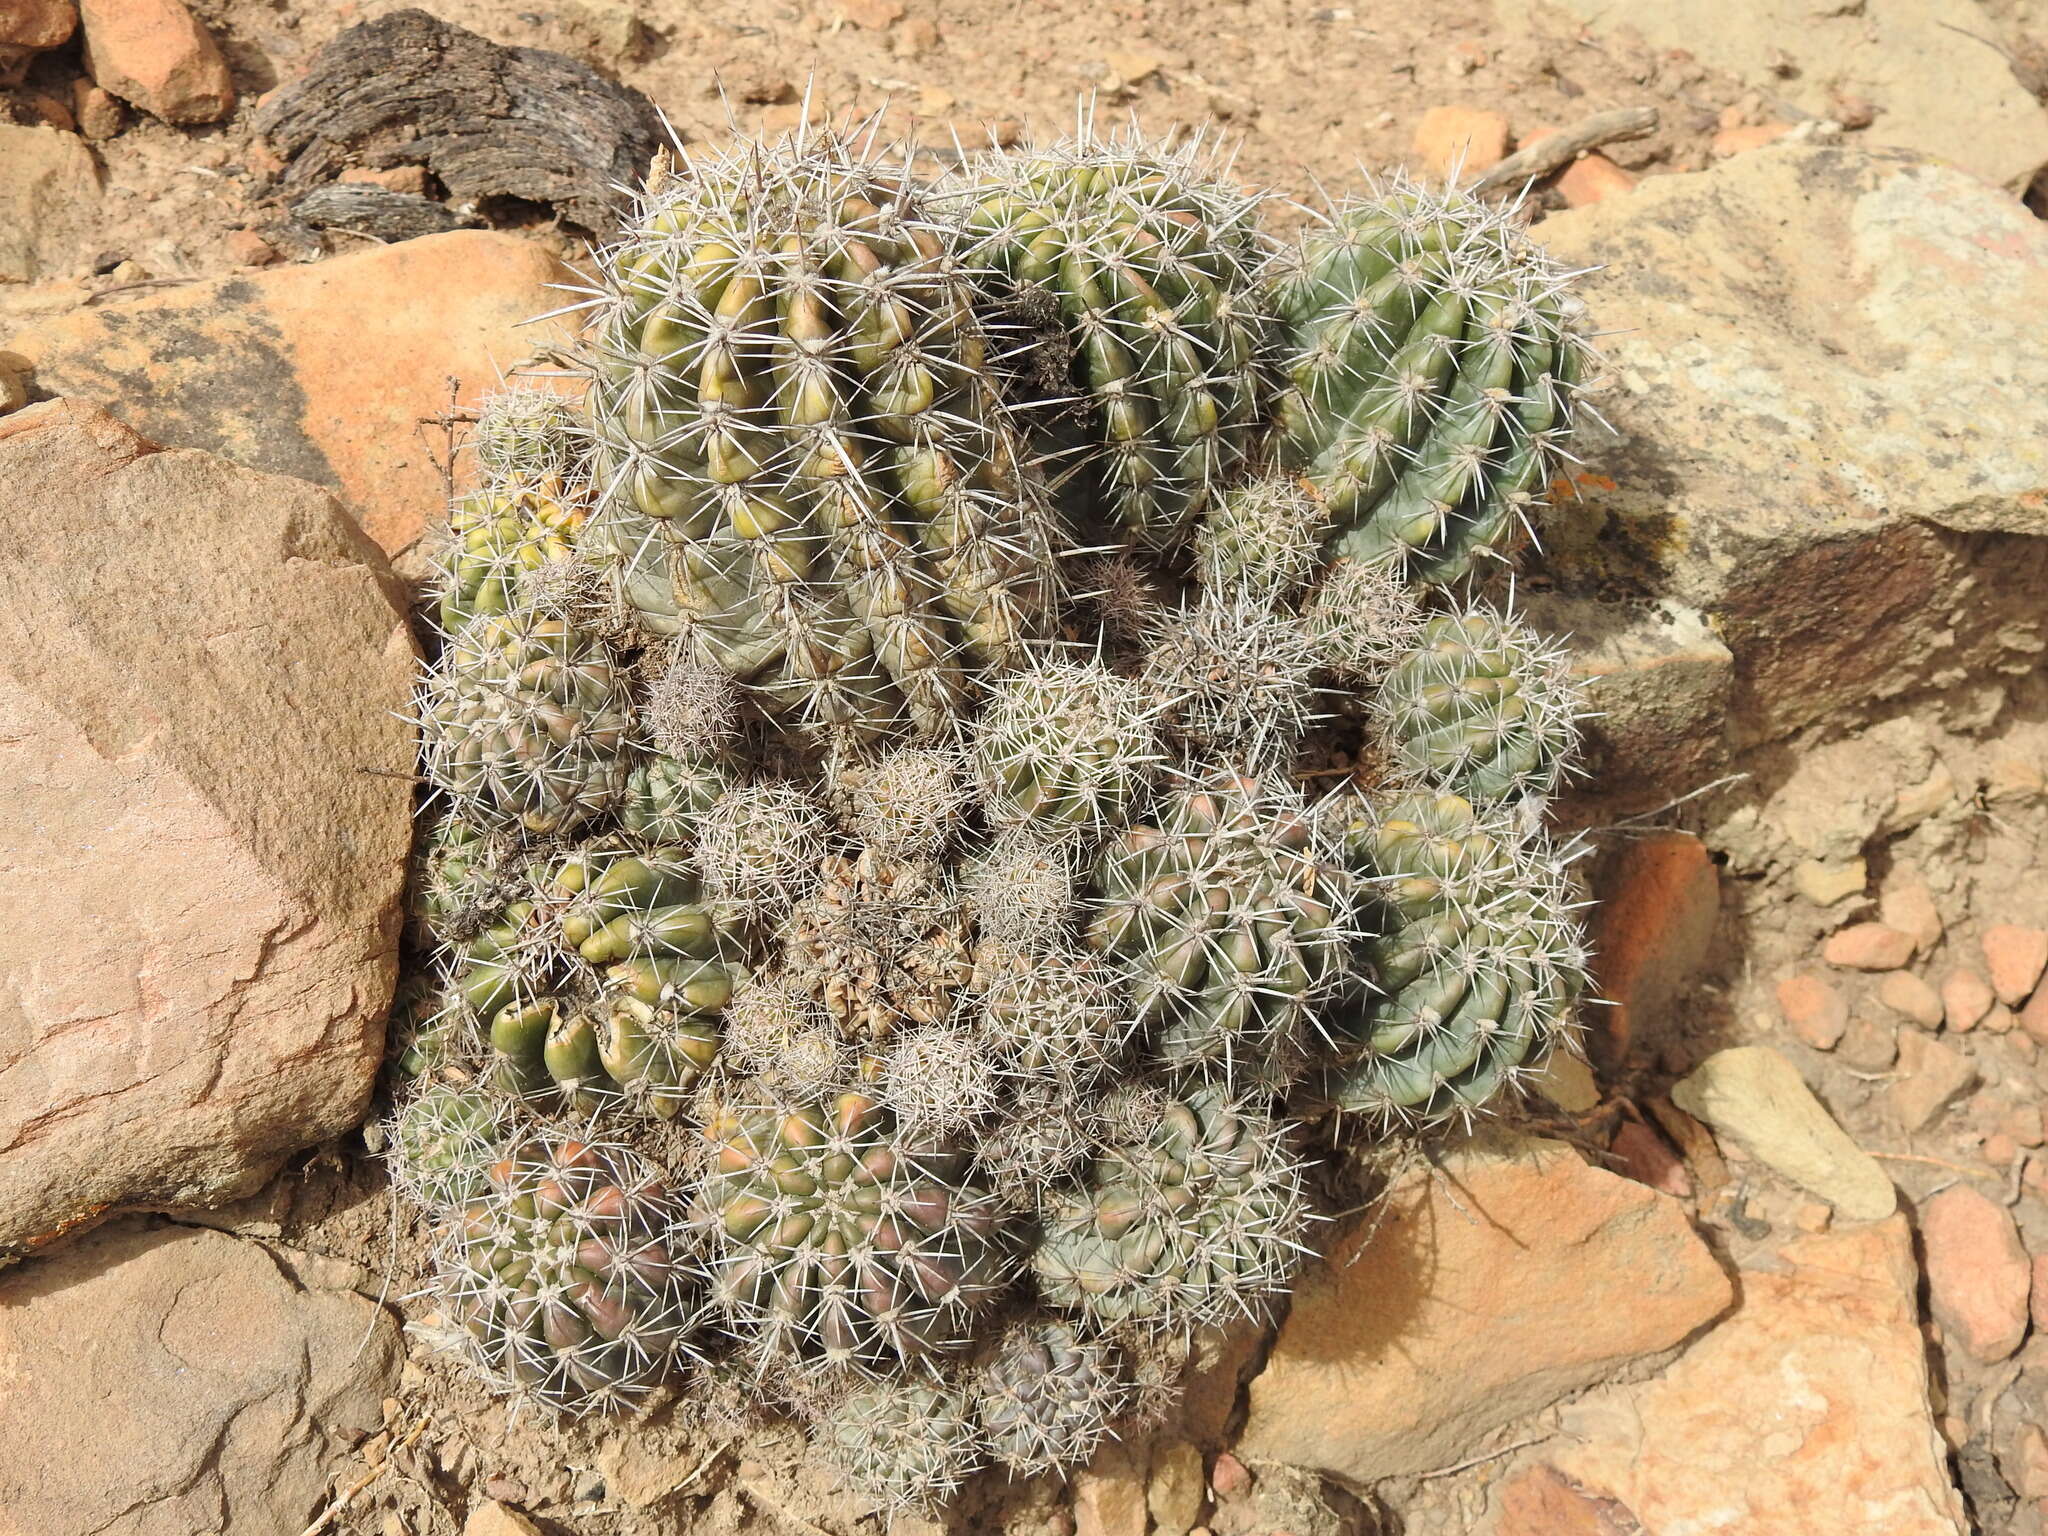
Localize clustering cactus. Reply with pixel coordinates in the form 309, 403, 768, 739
695, 782, 830, 923
963, 130, 1267, 555
1087, 777, 1355, 1088
975, 1321, 1132, 1476
619, 750, 733, 842
419, 612, 635, 835
1321, 791, 1586, 1127
579, 133, 1064, 742
1033, 1087, 1312, 1332
695, 1090, 1012, 1372
777, 843, 976, 1043
383, 110, 1607, 1515
437, 471, 589, 635
820, 1378, 985, 1512
1300, 555, 1427, 680
1267, 175, 1592, 582
389, 1079, 509, 1210
973, 659, 1162, 839
1137, 593, 1326, 766
973, 939, 1136, 1090
440, 1136, 699, 1412
1194, 475, 1328, 601
1377, 605, 1582, 803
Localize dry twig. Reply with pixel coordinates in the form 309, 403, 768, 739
1474, 106, 1659, 194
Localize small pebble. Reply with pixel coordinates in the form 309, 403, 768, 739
1922, 1184, 2030, 1363
1411, 104, 1510, 177
72, 79, 124, 140
1838, 1014, 1898, 1072
226, 228, 277, 267
1984, 925, 2048, 1006
1711, 121, 1793, 156
1942, 970, 1996, 1033
2001, 1104, 2045, 1147
1556, 152, 1637, 207
1876, 971, 1943, 1029
1889, 1031, 1978, 1133
1777, 972, 1847, 1049
1210, 1452, 1252, 1499
1823, 922, 1916, 972
2021, 986, 2048, 1045
1879, 873, 1944, 952
1794, 857, 1865, 907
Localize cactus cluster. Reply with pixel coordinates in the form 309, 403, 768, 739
384, 111, 1603, 1513
1321, 790, 1587, 1127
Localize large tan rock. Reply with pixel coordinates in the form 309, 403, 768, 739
1529, 147, 2048, 779
0, 400, 415, 1257
0, 1219, 402, 1536
1235, 1134, 1731, 1488
3, 230, 573, 554
1532, 1217, 1968, 1535
1498, 0, 2048, 190
0, 124, 101, 284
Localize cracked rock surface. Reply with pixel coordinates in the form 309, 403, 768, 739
0, 399, 416, 1258
0, 1218, 401, 1536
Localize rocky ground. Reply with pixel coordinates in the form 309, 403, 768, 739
4, 2, 2048, 1535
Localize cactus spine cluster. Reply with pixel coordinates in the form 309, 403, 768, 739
1321, 791, 1586, 1127
976, 1321, 1132, 1476
696, 1089, 1010, 1371
1087, 776, 1355, 1089
384, 109, 1605, 1515
1033, 1087, 1312, 1332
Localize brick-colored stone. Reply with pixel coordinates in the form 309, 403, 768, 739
1413, 104, 1510, 177
1824, 923, 1916, 972
4, 231, 573, 556
1922, 1184, 2030, 1363
1711, 121, 1793, 157
1879, 871, 1944, 952
1238, 1135, 1730, 1488
1778, 972, 1848, 1049
1556, 151, 1638, 207
1984, 925, 2048, 1006
1889, 1030, 1979, 1134
0, 400, 414, 1253
78, 0, 234, 124
1587, 831, 1719, 1067
1877, 971, 1943, 1029
1943, 970, 1996, 1033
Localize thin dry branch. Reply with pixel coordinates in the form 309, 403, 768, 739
1474, 106, 1659, 194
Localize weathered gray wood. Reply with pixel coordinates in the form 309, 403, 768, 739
290, 183, 482, 241
253, 8, 664, 233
